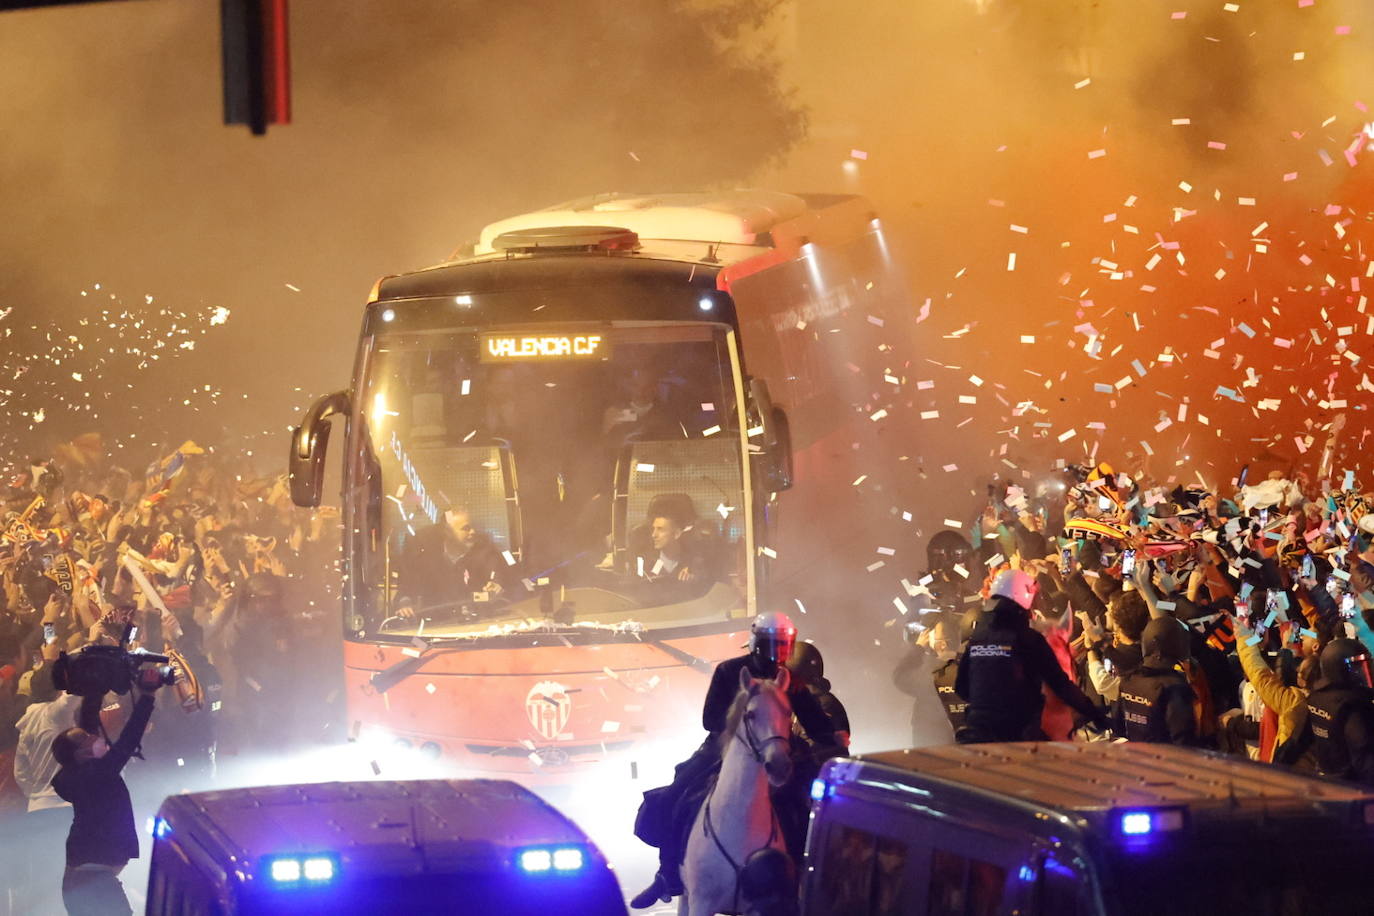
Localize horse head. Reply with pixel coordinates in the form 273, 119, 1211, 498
737, 665, 794, 788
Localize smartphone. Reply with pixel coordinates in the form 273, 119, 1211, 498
1122, 549, 1136, 577
1060, 548, 1073, 576
1236, 600, 1250, 625
128, 625, 140, 644
1342, 594, 1357, 619
1301, 553, 1315, 580
43, 622, 55, 645
1098, 495, 1113, 512
1259, 508, 1269, 526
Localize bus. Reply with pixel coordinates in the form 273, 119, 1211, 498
288, 190, 913, 775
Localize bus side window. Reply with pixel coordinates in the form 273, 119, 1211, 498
927, 846, 1007, 916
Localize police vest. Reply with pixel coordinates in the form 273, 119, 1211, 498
962, 624, 1039, 738
1305, 686, 1374, 779
933, 659, 967, 731
1117, 669, 1189, 743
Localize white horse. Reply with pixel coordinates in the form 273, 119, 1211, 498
679, 665, 795, 916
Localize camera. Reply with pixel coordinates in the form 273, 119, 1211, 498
51, 623, 176, 698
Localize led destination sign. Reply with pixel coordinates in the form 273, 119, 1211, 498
480, 333, 608, 362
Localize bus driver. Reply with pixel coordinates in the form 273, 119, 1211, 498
395, 508, 511, 620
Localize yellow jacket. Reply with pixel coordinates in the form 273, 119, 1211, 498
1236, 637, 1307, 758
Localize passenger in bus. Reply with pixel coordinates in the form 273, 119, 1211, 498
602, 367, 688, 444
629, 501, 721, 598
395, 507, 512, 619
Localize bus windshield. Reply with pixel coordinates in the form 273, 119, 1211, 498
353, 322, 749, 639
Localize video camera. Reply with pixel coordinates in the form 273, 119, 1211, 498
51, 623, 180, 699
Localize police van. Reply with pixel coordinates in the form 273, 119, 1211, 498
145, 779, 627, 915
802, 742, 1374, 915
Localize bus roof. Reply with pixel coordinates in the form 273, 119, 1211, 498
158, 779, 591, 868
847, 743, 1374, 822
370, 190, 879, 304
475, 190, 806, 254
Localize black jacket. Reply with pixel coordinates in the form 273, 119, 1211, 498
955, 598, 1101, 741
396, 523, 511, 612
52, 694, 154, 867
703, 654, 841, 752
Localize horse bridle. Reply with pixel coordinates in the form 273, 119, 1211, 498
738, 689, 790, 763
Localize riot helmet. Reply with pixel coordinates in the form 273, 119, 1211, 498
1318, 638, 1374, 690
1140, 617, 1191, 670
926, 531, 973, 576
750, 611, 797, 667
990, 570, 1038, 612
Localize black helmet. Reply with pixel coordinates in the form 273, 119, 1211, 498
926, 531, 973, 575
1318, 638, 1374, 690
786, 641, 826, 690
1141, 617, 1191, 669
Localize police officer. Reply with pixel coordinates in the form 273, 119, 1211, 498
1297, 638, 1374, 785
630, 611, 841, 908
1115, 617, 1198, 745
786, 641, 850, 748
954, 570, 1107, 742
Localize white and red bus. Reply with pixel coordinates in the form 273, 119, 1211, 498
289, 190, 913, 775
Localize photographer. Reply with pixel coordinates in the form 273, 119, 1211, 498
50, 672, 161, 916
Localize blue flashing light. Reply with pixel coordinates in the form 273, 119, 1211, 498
1120, 812, 1153, 836
552, 848, 584, 872
153, 817, 172, 840
517, 846, 586, 875
519, 849, 552, 873
270, 859, 303, 883
810, 778, 829, 801
266, 853, 338, 887
302, 857, 335, 882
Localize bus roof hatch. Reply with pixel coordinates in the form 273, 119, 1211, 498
491, 226, 640, 255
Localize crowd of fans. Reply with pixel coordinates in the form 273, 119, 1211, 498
894, 459, 1374, 782
0, 442, 339, 913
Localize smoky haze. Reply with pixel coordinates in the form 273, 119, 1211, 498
0, 0, 801, 457
5, 0, 1374, 766
772, 0, 1374, 515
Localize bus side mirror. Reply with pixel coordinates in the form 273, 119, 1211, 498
289, 391, 350, 508
748, 378, 793, 493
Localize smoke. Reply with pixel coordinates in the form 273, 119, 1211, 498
0, 0, 802, 460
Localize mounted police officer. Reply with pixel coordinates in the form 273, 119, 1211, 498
1115, 617, 1198, 745
954, 570, 1107, 742
630, 611, 843, 909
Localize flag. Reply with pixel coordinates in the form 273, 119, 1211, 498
144, 441, 205, 502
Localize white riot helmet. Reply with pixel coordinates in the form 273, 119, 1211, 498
991, 570, 1038, 612
749, 611, 797, 666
